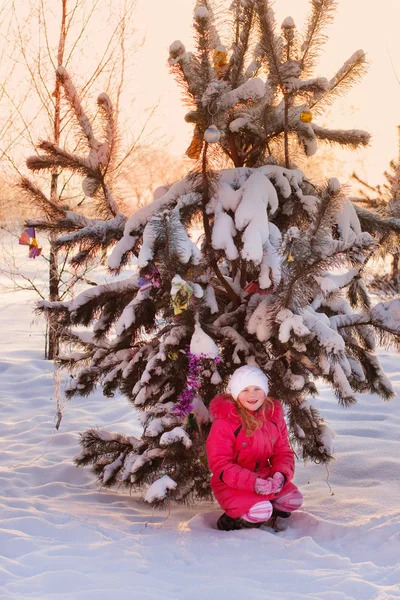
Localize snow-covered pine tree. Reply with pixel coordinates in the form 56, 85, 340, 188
352, 126, 400, 292
174, 0, 370, 167
36, 0, 400, 508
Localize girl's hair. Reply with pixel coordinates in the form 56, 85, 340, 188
234, 395, 274, 436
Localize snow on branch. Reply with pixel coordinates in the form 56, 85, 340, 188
144, 475, 177, 503
217, 78, 268, 110
110, 175, 196, 269
160, 427, 193, 449
312, 124, 370, 149
55, 214, 126, 251
97, 93, 114, 162
39, 275, 139, 320
370, 299, 400, 333
57, 66, 98, 149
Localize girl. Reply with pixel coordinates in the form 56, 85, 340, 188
206, 365, 303, 531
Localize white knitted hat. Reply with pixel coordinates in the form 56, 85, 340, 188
227, 365, 269, 400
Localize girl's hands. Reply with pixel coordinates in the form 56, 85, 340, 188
272, 472, 285, 492
255, 472, 286, 495
254, 477, 276, 495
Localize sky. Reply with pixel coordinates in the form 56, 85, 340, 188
130, 0, 400, 187
1, 0, 400, 191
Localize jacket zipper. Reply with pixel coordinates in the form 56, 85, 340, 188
235, 451, 240, 463
255, 460, 260, 472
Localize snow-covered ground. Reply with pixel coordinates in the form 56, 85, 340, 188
1, 243, 400, 600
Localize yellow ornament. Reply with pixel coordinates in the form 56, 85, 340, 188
168, 351, 179, 361
300, 110, 313, 124
287, 253, 294, 263
213, 46, 228, 80
172, 285, 193, 315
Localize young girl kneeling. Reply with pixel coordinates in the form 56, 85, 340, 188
206, 365, 303, 531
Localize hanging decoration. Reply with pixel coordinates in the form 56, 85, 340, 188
186, 128, 204, 160
138, 263, 161, 292
18, 227, 42, 259
172, 286, 193, 314
244, 281, 270, 295
204, 125, 221, 144
173, 347, 221, 419
173, 349, 201, 418
300, 109, 313, 123
212, 46, 228, 79
171, 276, 194, 315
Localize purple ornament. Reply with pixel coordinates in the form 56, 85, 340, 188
173, 347, 221, 418
173, 349, 201, 418
138, 264, 161, 291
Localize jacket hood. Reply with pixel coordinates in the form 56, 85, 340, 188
209, 394, 241, 423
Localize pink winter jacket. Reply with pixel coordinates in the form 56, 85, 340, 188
206, 394, 297, 518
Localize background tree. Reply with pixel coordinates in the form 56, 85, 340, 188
36, 0, 400, 508
120, 147, 190, 208
0, 0, 142, 358
352, 126, 400, 293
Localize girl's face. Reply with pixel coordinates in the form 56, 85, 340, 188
237, 386, 265, 412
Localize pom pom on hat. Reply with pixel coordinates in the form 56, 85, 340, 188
227, 365, 269, 400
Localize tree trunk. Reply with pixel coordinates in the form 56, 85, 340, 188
392, 251, 399, 279
47, 236, 60, 359
284, 95, 290, 168
46, 0, 67, 360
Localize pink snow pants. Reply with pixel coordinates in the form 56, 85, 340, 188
241, 488, 303, 522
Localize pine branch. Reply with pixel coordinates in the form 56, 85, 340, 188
300, 0, 337, 77
56, 66, 98, 149
295, 77, 330, 96
347, 276, 371, 311
255, 0, 283, 90
26, 212, 107, 235
288, 402, 333, 463
38, 275, 140, 327
97, 92, 116, 176
228, 2, 255, 88
312, 124, 370, 149
354, 204, 400, 236
352, 172, 378, 194
98, 182, 121, 219
55, 213, 125, 252
19, 176, 66, 220
310, 50, 368, 114
308, 180, 345, 239
27, 140, 96, 177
